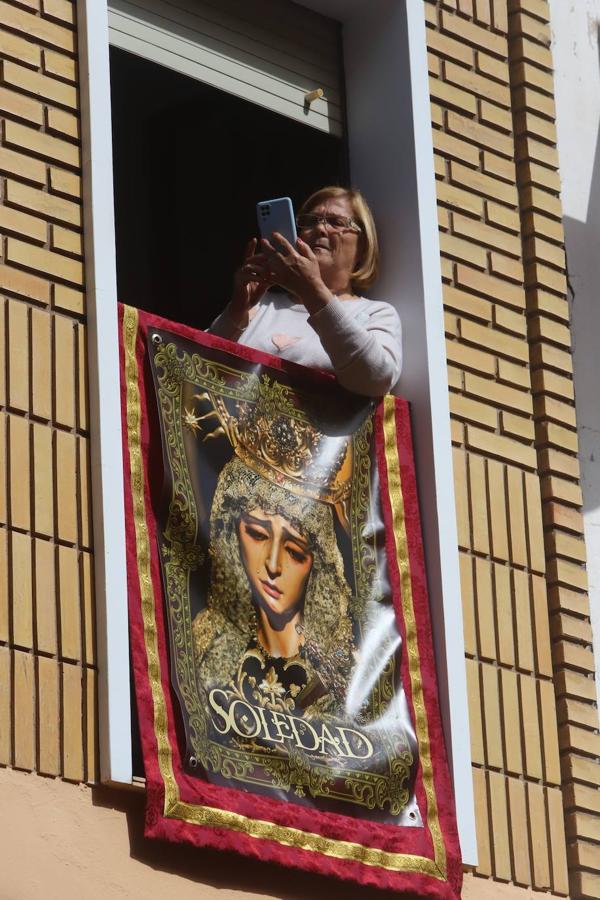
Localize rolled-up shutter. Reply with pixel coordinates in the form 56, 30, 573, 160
107, 0, 343, 136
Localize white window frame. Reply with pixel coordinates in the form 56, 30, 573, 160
77, 0, 477, 865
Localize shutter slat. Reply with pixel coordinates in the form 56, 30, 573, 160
172, 0, 339, 56
108, 12, 341, 131
139, 0, 339, 77
132, 0, 341, 95
108, 24, 341, 135
108, 0, 342, 136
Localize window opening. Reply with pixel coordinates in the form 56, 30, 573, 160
83, 0, 474, 859
109, 47, 347, 330
110, 45, 346, 776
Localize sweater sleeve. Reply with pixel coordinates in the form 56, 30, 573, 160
207, 303, 246, 341
307, 297, 402, 396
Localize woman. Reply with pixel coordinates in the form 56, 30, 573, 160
192, 456, 355, 715
209, 187, 402, 397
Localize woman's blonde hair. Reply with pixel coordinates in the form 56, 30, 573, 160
299, 185, 380, 294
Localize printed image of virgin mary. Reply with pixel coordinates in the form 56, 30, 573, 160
192, 456, 355, 717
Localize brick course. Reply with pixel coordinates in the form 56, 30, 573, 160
426, 0, 599, 894
0, 0, 95, 785
508, 2, 600, 895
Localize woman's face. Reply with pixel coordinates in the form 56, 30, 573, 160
238, 507, 314, 620
299, 196, 361, 291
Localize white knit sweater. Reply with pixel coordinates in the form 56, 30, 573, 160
209, 290, 402, 397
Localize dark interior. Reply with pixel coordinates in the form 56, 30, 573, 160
109, 47, 346, 331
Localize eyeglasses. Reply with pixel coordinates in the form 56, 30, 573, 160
296, 213, 362, 233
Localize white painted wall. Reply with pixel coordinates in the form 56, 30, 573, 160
77, 0, 133, 784
550, 0, 600, 703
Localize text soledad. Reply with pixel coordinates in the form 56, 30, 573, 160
209, 688, 375, 760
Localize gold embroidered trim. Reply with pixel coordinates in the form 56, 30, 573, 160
123, 305, 179, 810
382, 396, 446, 876
123, 304, 444, 878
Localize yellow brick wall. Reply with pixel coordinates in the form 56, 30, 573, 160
509, 3, 600, 897
0, 0, 96, 782
427, 0, 599, 896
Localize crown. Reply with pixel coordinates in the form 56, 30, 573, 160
184, 374, 353, 514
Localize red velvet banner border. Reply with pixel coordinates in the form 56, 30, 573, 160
119, 304, 462, 896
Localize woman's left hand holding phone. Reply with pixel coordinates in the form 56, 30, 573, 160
229, 238, 273, 329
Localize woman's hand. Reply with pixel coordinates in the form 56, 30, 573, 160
229, 238, 272, 328
260, 233, 332, 315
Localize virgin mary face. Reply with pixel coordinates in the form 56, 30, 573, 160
237, 507, 314, 621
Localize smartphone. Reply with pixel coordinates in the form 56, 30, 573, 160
256, 197, 297, 250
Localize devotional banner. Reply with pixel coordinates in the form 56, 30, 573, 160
120, 303, 462, 896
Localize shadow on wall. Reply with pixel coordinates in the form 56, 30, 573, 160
563, 30, 600, 516
91, 785, 412, 900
